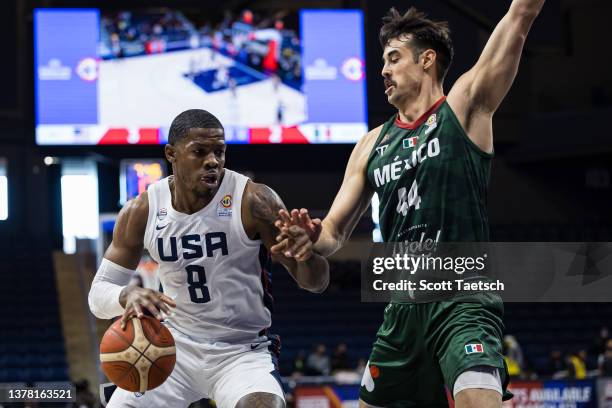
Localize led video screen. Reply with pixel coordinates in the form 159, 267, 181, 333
34, 8, 367, 145
119, 159, 166, 205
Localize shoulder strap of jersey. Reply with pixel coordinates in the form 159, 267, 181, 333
143, 178, 166, 250
229, 170, 246, 196
157, 176, 172, 205
366, 114, 397, 167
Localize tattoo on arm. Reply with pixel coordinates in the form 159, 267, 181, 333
251, 184, 285, 225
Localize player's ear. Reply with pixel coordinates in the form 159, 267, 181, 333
165, 144, 176, 164
422, 49, 436, 71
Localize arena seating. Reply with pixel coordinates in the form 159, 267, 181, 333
0, 240, 69, 382
504, 302, 612, 374
271, 261, 384, 375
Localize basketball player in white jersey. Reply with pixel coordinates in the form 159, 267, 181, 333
88, 109, 329, 408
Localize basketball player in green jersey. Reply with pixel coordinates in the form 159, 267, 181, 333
272, 1, 545, 407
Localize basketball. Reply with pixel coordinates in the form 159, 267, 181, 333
99, 316, 176, 393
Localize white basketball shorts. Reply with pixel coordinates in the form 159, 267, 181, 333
106, 325, 285, 408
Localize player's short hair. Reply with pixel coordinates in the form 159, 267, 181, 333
379, 7, 454, 83
168, 109, 224, 145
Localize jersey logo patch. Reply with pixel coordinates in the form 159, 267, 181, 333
403, 136, 418, 149
465, 343, 484, 354
376, 145, 389, 157
157, 208, 167, 221
221, 195, 232, 208
424, 113, 437, 135
217, 195, 233, 217
155, 224, 169, 230
361, 361, 376, 392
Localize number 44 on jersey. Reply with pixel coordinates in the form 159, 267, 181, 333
397, 180, 421, 216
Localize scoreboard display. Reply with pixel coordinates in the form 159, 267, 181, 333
34, 8, 367, 145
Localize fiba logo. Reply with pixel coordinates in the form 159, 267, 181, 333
221, 195, 232, 208
76, 57, 99, 82
426, 114, 437, 127
341, 57, 364, 81
217, 195, 233, 217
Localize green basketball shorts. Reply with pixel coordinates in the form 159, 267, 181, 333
359, 293, 511, 407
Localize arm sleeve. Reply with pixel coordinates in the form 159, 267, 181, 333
88, 258, 134, 319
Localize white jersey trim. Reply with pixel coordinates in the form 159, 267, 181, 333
143, 188, 157, 250
145, 172, 262, 249
164, 174, 227, 221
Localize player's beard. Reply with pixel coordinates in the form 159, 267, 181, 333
174, 171, 212, 203
194, 172, 221, 201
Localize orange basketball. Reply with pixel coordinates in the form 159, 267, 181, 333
99, 316, 176, 393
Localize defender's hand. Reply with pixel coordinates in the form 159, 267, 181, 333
276, 209, 322, 243
271, 224, 315, 262
271, 209, 321, 261
119, 286, 176, 330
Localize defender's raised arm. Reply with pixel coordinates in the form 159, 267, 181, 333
448, 0, 545, 152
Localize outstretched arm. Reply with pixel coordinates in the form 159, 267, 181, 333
244, 181, 330, 293
278, 126, 382, 257
448, 0, 545, 152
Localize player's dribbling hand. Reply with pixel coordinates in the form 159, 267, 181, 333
271, 208, 322, 262
119, 286, 176, 330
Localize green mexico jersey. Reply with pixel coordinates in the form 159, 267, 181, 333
366, 97, 493, 244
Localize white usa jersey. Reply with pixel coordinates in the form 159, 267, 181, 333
143, 170, 272, 341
